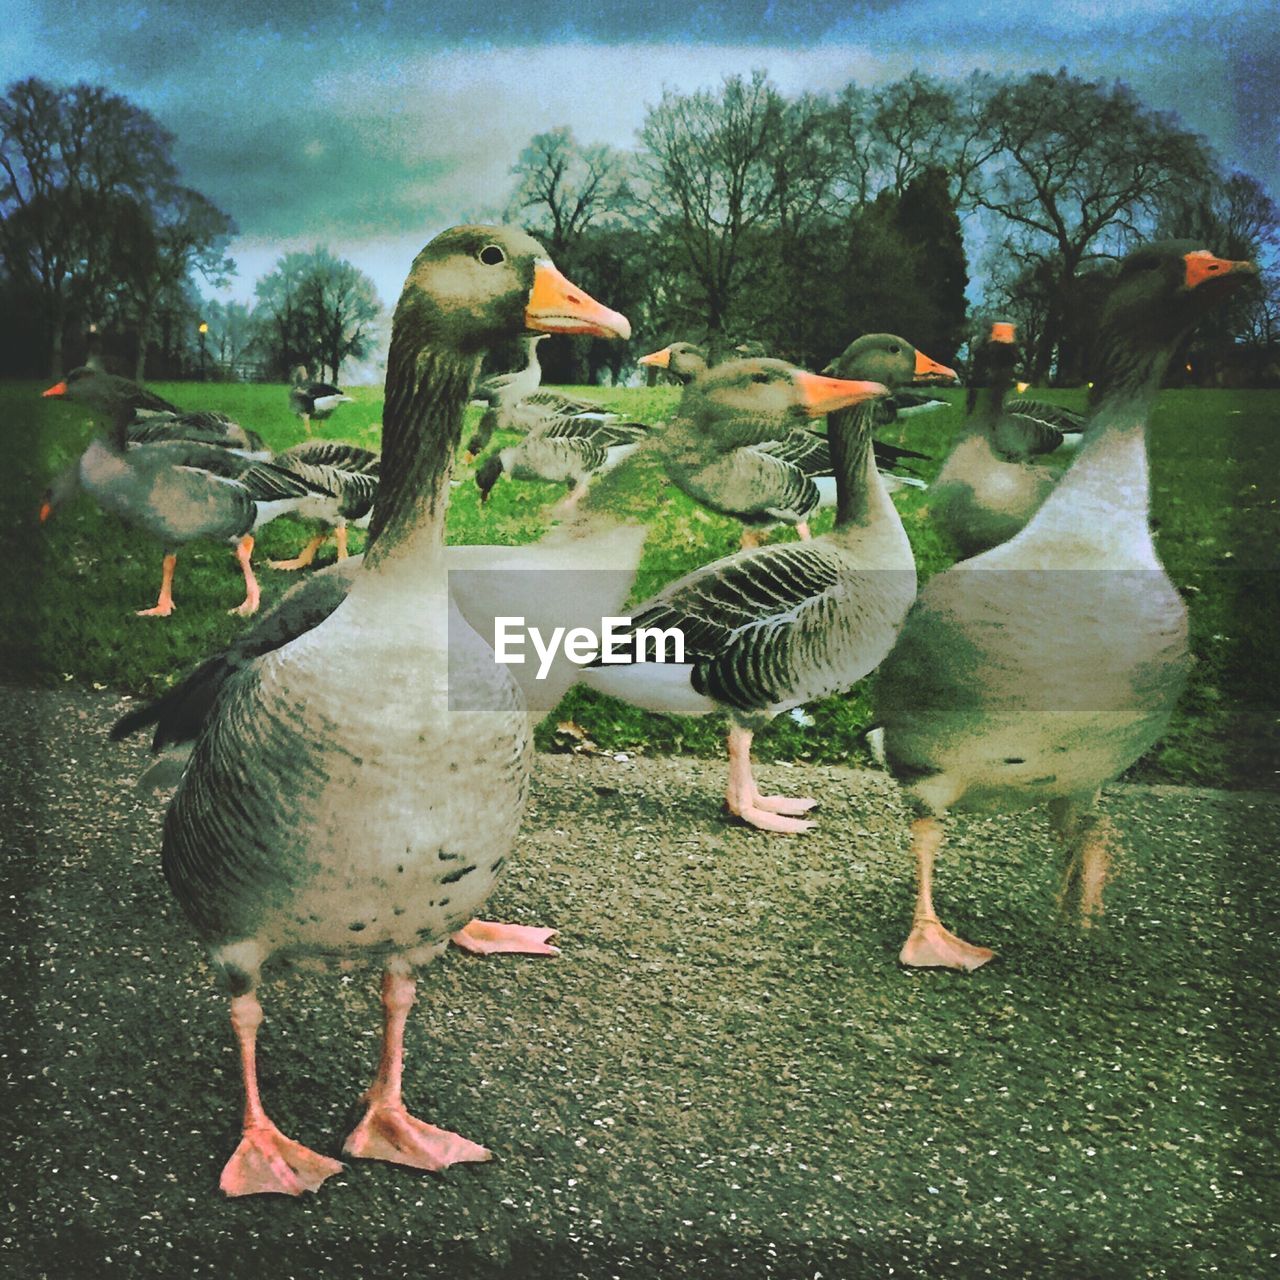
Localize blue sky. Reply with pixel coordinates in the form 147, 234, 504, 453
3, 1, 1276, 309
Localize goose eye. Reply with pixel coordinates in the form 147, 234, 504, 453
889, 344, 901, 354
478, 244, 506, 266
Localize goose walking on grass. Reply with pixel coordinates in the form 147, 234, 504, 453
474, 414, 648, 511
582, 374, 916, 835
655, 358, 886, 546
267, 440, 381, 569
290, 366, 353, 435
872, 243, 1256, 970
39, 381, 316, 617
156, 225, 629, 1197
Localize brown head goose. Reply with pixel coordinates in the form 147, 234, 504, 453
581, 376, 916, 834
824, 332, 957, 419
872, 242, 1256, 970
40, 378, 316, 616
158, 225, 628, 1196
656, 358, 885, 545
289, 366, 353, 435
638, 341, 710, 384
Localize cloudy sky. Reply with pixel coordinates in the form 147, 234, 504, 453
3, 0, 1276, 310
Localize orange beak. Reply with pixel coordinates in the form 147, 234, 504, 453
526, 261, 631, 340
792, 370, 887, 416
913, 349, 959, 382
638, 347, 672, 368
1184, 250, 1257, 291
988, 322, 1016, 345
38, 500, 53, 523
43, 380, 68, 398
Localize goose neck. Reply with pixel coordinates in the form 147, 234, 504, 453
364, 338, 480, 571
827, 400, 881, 530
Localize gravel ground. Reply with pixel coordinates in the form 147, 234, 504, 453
2, 682, 1276, 1280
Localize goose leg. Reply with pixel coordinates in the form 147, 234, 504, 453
219, 992, 343, 1197
269, 533, 327, 571
229, 535, 261, 616
724, 725, 816, 834
136, 552, 178, 617
450, 920, 560, 956
334, 524, 349, 560
343, 969, 492, 1171
899, 817, 995, 970
794, 521, 813, 541
1052, 793, 1113, 926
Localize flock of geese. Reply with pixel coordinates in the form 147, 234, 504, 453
38, 228, 1253, 1196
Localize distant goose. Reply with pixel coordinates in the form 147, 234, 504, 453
267, 440, 381, 569
931, 324, 1063, 556
582, 381, 914, 834
474, 415, 648, 510
655, 358, 885, 545
873, 243, 1255, 971
290, 365, 353, 434
638, 342, 710, 384
41, 374, 315, 616
43, 366, 269, 456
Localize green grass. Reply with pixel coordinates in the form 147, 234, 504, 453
6, 379, 1277, 789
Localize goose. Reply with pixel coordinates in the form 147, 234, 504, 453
871, 242, 1256, 970
655, 358, 885, 546
470, 333, 548, 408
825, 332, 956, 419
44, 366, 270, 456
465, 385, 614, 460
155, 225, 629, 1197
771, 333, 956, 504
38, 388, 316, 617
581, 375, 916, 835
638, 341, 709, 384
267, 440, 381, 570
474, 415, 648, 510
931, 323, 1064, 556
290, 366, 353, 435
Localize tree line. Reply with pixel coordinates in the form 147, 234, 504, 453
0, 77, 382, 381
504, 68, 1279, 386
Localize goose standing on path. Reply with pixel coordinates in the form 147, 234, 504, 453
872, 243, 1256, 970
159, 225, 629, 1196
290, 366, 353, 435
40, 378, 314, 616
582, 373, 916, 834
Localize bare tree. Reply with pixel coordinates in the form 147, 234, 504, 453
636, 71, 788, 340
252, 247, 381, 382
968, 70, 1212, 379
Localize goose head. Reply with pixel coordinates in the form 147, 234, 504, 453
392, 225, 630, 359
825, 333, 958, 390
1086, 242, 1256, 403
681, 358, 886, 439
639, 342, 709, 382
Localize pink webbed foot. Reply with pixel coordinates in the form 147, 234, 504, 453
135, 601, 175, 617
220, 1120, 343, 1197
451, 919, 560, 956
726, 801, 817, 835
900, 918, 996, 971
229, 595, 260, 617
343, 1104, 491, 1171
753, 792, 818, 817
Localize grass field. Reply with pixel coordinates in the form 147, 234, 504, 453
7, 377, 1277, 789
